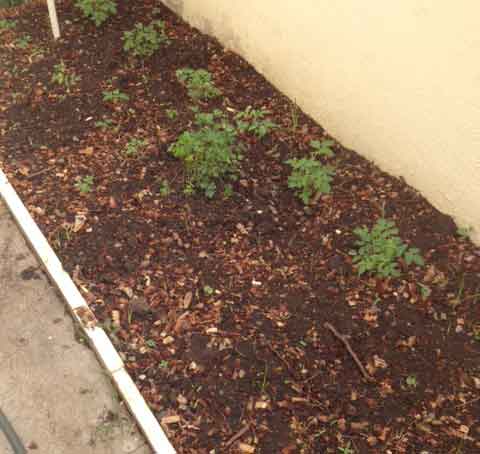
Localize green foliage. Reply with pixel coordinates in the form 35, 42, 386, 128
15, 34, 31, 49
75, 0, 117, 27
457, 226, 473, 239
123, 137, 147, 157
0, 0, 23, 7
51, 61, 80, 93
122, 21, 168, 58
102, 89, 129, 103
75, 175, 94, 193
235, 106, 277, 138
310, 139, 335, 157
165, 108, 178, 120
176, 68, 221, 101
169, 110, 241, 198
286, 140, 335, 205
352, 218, 424, 278
405, 375, 418, 388
157, 179, 171, 196
0, 19, 17, 30
95, 118, 115, 130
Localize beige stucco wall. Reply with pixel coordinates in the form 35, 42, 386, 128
163, 0, 480, 243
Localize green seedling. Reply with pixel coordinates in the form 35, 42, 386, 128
0, 19, 17, 31
169, 110, 242, 198
122, 20, 168, 58
165, 108, 178, 120
123, 137, 147, 157
51, 60, 80, 93
176, 68, 221, 101
351, 218, 424, 278
286, 139, 335, 205
145, 339, 157, 348
235, 106, 277, 138
95, 118, 115, 130
75, 175, 94, 193
338, 442, 355, 454
157, 179, 171, 197
418, 283, 432, 301
203, 285, 214, 296
457, 226, 473, 239
102, 89, 129, 103
406, 375, 418, 388
15, 35, 31, 49
75, 0, 117, 26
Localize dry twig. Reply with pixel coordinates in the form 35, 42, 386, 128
225, 423, 250, 448
324, 322, 375, 382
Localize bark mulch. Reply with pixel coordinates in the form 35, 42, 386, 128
1, 1, 479, 453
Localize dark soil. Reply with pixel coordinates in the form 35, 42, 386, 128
1, 1, 479, 453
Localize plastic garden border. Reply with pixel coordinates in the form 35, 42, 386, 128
0, 169, 175, 454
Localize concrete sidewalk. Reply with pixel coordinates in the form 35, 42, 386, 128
0, 199, 151, 454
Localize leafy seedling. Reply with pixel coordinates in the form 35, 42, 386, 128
351, 218, 424, 278
122, 20, 168, 59
169, 110, 242, 198
235, 106, 277, 138
102, 89, 129, 103
75, 0, 117, 26
123, 137, 147, 157
165, 108, 178, 120
406, 375, 418, 388
15, 35, 31, 49
0, 19, 17, 31
286, 140, 335, 205
51, 61, 80, 93
157, 179, 171, 196
75, 175, 94, 193
176, 68, 221, 101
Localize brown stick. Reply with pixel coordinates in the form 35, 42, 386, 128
225, 423, 250, 448
324, 322, 375, 382
27, 167, 53, 179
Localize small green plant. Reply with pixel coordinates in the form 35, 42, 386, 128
15, 35, 31, 49
122, 21, 168, 58
352, 218, 424, 278
0, 19, 17, 31
457, 226, 473, 239
157, 179, 171, 197
159, 360, 169, 369
286, 140, 335, 205
95, 118, 115, 130
235, 106, 277, 138
102, 89, 129, 103
145, 339, 157, 348
75, 0, 117, 26
290, 99, 300, 132
123, 137, 147, 157
338, 442, 355, 454
405, 375, 418, 388
169, 110, 242, 198
75, 175, 94, 193
176, 68, 221, 101
51, 61, 80, 93
418, 283, 431, 301
203, 285, 214, 296
165, 108, 178, 120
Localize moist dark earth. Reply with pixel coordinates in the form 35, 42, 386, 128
1, 1, 479, 453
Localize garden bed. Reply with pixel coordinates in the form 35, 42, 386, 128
1, 1, 479, 453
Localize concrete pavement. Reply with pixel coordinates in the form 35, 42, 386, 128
0, 199, 151, 454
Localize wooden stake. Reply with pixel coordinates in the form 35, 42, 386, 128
47, 0, 60, 40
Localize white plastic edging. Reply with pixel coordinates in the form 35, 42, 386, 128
47, 0, 61, 40
0, 169, 175, 454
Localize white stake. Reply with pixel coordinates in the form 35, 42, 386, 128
47, 0, 60, 40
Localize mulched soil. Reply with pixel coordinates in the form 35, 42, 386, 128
1, 1, 479, 453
